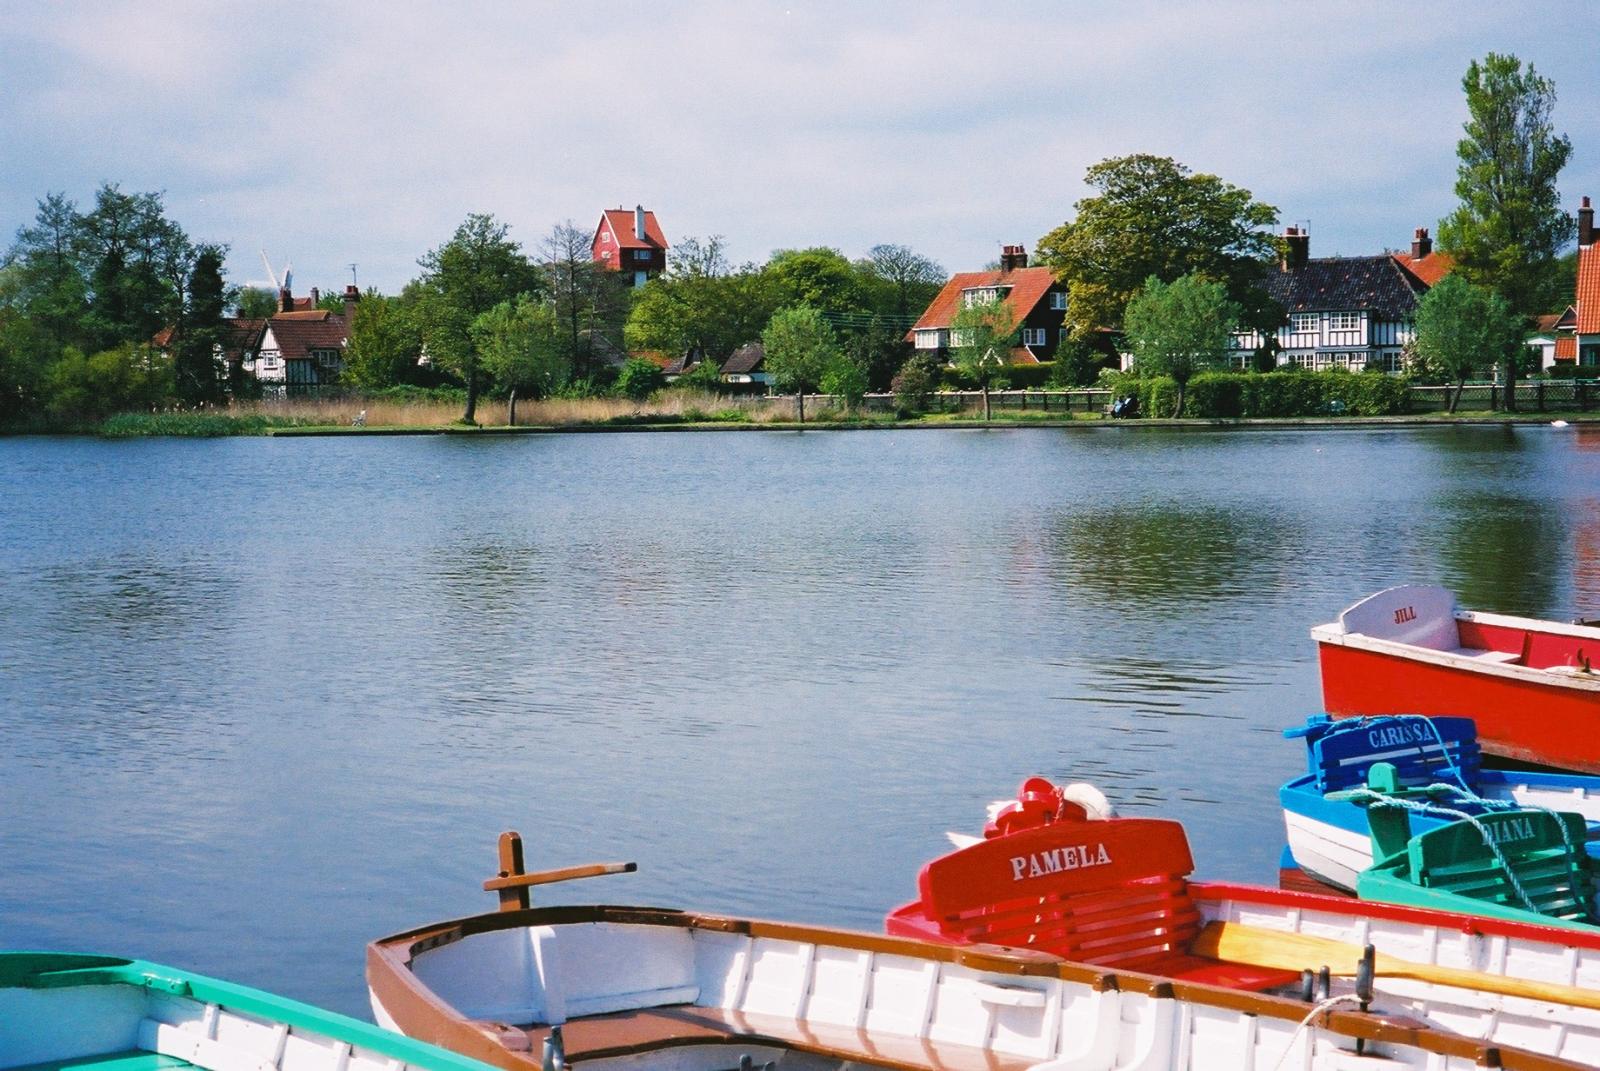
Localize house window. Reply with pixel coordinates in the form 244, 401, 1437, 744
601, 231, 611, 243
1291, 351, 1315, 369
914, 329, 945, 349
1022, 327, 1047, 347
1581, 346, 1600, 367
1328, 312, 1361, 332
1049, 291, 1067, 310
1059, 328, 1069, 345
961, 287, 1002, 308
633, 249, 651, 262
1290, 313, 1318, 334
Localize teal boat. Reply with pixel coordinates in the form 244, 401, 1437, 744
1334, 763, 1600, 931
0, 953, 496, 1071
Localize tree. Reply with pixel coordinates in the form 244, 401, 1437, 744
764, 247, 869, 315
414, 213, 542, 423
1437, 53, 1573, 412
1036, 155, 1278, 338
542, 220, 604, 377
844, 314, 909, 392
820, 351, 869, 412
1122, 274, 1238, 417
862, 244, 946, 324
762, 305, 842, 424
1412, 275, 1523, 413
343, 290, 425, 389
471, 295, 569, 422
891, 350, 941, 413
235, 287, 279, 319
75, 184, 194, 353
625, 236, 778, 363
675, 353, 725, 393
5, 193, 89, 352
174, 244, 228, 404
615, 357, 665, 401
949, 300, 1017, 421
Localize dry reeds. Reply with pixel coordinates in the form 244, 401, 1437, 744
234, 391, 821, 428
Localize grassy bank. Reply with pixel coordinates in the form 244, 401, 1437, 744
5, 396, 1598, 438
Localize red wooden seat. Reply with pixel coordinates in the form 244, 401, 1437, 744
886, 817, 1297, 993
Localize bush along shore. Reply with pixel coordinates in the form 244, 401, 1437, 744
5, 371, 1598, 438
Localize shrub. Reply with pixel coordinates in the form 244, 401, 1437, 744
892, 351, 941, 411
1114, 370, 1411, 418
614, 358, 666, 401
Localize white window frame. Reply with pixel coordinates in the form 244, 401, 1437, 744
1290, 313, 1318, 334
1049, 291, 1066, 310
1022, 327, 1047, 347
1328, 311, 1361, 332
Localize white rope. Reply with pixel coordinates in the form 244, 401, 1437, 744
1267, 994, 1367, 1071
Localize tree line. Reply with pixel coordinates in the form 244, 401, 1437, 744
0, 52, 1580, 426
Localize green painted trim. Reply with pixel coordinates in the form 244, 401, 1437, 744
0, 953, 496, 1071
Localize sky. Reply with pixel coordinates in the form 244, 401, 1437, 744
2, 2, 1596, 297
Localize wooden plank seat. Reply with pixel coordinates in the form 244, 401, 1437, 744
507, 1005, 1037, 1071
1408, 810, 1594, 921
886, 818, 1298, 993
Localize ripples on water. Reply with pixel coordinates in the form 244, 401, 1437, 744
2, 425, 1599, 1016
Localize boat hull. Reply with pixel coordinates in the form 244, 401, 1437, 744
1318, 639, 1600, 772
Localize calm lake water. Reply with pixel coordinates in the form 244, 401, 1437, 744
4, 425, 1600, 1018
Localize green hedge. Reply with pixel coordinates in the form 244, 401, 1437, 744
1121, 370, 1411, 418
940, 362, 1057, 390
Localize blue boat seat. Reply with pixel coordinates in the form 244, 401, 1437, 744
1288, 715, 1481, 795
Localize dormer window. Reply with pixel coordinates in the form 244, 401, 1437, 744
961, 286, 1006, 308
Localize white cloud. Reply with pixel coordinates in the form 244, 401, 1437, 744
1, 1, 1595, 292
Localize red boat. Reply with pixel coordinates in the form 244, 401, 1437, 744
1313, 585, 1600, 773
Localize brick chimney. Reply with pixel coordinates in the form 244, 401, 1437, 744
1411, 227, 1433, 259
999, 244, 1028, 272
279, 286, 293, 312
343, 284, 360, 321
1282, 226, 1310, 271
1581, 196, 1595, 247
635, 204, 647, 244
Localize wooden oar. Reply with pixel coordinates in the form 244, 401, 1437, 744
1192, 921, 1600, 1011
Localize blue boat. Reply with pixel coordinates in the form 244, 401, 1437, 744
1279, 714, 1600, 892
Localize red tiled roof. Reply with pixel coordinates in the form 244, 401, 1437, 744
908, 266, 1058, 338
1391, 250, 1455, 287
1578, 245, 1600, 335
1556, 334, 1577, 360
151, 317, 265, 362
632, 349, 672, 369
265, 313, 349, 360
597, 209, 668, 250
1534, 312, 1564, 333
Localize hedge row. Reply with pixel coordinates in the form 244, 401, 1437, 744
1122, 371, 1411, 418
939, 362, 1058, 390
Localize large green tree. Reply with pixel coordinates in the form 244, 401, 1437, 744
1036, 155, 1278, 338
1411, 275, 1523, 413
174, 244, 229, 404
949, 300, 1018, 421
415, 213, 542, 423
472, 294, 569, 422
1122, 274, 1239, 418
625, 236, 778, 363
860, 244, 946, 325
343, 290, 425, 389
1437, 53, 1572, 412
75, 184, 195, 353
762, 305, 842, 424
764, 247, 870, 315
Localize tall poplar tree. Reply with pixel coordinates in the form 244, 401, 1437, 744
1437, 53, 1572, 412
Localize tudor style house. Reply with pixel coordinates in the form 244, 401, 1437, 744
1230, 226, 1445, 373
907, 245, 1068, 363
1577, 197, 1600, 368
591, 205, 668, 288
247, 285, 360, 392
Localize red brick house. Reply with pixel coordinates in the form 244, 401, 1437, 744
592, 206, 668, 288
906, 245, 1068, 363
248, 285, 360, 392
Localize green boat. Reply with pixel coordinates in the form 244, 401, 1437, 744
1334, 762, 1599, 931
0, 952, 496, 1071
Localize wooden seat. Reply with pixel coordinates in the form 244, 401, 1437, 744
512, 1005, 1037, 1071
1290, 714, 1481, 795
886, 818, 1297, 993
1408, 810, 1594, 922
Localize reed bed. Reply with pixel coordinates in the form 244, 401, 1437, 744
239, 391, 818, 428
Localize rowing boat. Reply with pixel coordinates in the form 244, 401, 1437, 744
0, 952, 493, 1071
366, 833, 1585, 1071
1280, 714, 1600, 892
888, 777, 1600, 1064
1312, 585, 1600, 771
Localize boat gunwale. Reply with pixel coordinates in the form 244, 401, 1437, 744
1310, 626, 1600, 692
365, 904, 1586, 1071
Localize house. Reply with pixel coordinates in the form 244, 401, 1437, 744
1527, 307, 1577, 370
720, 342, 768, 385
248, 285, 360, 392
152, 318, 268, 380
591, 205, 668, 288
1230, 226, 1432, 373
1391, 227, 1455, 287
906, 245, 1068, 363
1577, 197, 1600, 368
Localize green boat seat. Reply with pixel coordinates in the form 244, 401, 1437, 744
1406, 810, 1594, 922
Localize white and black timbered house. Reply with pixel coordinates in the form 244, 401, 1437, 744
1231, 227, 1432, 374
